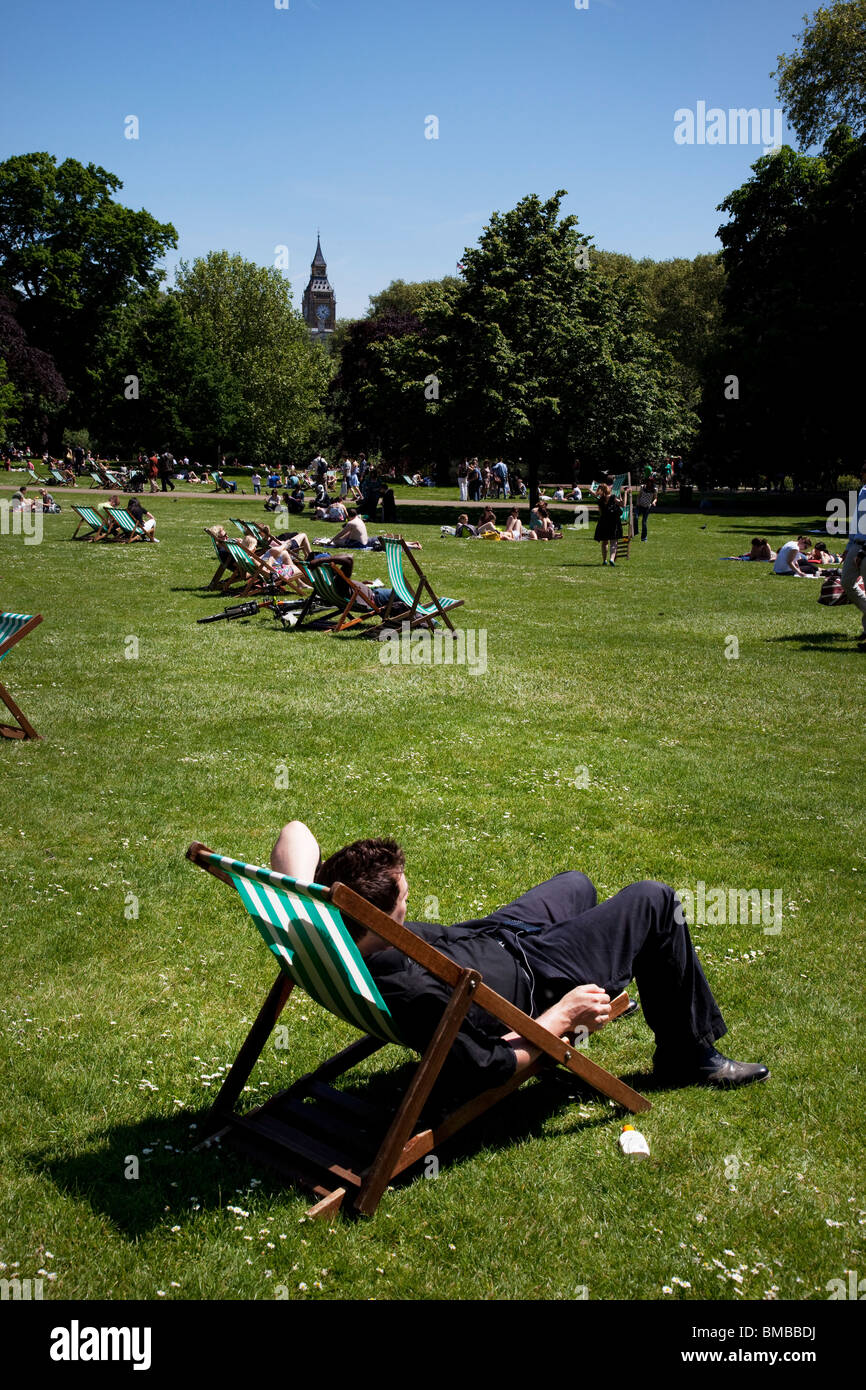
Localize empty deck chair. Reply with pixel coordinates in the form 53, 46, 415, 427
379, 536, 464, 631
0, 612, 43, 740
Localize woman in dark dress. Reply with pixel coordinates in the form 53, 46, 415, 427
593, 483, 623, 565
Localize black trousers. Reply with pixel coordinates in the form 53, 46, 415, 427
462, 872, 726, 1054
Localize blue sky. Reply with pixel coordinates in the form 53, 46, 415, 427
2, 0, 811, 319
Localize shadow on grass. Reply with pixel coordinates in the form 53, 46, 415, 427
34, 1061, 645, 1235
767, 631, 860, 652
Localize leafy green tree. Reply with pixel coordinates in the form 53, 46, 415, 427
773, 0, 866, 148
710, 129, 866, 479
90, 293, 243, 459
0, 357, 20, 442
0, 153, 176, 431
175, 252, 331, 462
0, 293, 67, 446
365, 277, 462, 320
425, 192, 694, 499
593, 251, 726, 413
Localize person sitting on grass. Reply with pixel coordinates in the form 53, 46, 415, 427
315, 499, 348, 524
531, 501, 561, 540
455, 513, 478, 538
773, 535, 820, 576
476, 506, 500, 537
329, 508, 368, 548
504, 506, 536, 541
270, 820, 770, 1101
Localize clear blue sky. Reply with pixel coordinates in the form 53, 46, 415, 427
2, 0, 810, 319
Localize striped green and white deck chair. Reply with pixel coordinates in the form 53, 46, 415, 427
71, 505, 105, 539
105, 506, 146, 542
230, 518, 265, 544
224, 539, 308, 598
88, 471, 106, 489
380, 536, 464, 632
46, 466, 71, 487
0, 612, 43, 740
186, 840, 648, 1219
293, 557, 374, 631
102, 469, 124, 490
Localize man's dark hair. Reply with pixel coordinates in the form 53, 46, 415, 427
318, 838, 404, 940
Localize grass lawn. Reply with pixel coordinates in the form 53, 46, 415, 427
1, 496, 863, 1303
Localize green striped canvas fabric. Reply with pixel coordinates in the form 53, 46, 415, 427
106, 507, 139, 533
201, 851, 403, 1044
73, 506, 103, 532
0, 613, 33, 661
225, 540, 256, 573
384, 540, 459, 616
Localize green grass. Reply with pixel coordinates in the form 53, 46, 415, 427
1, 500, 863, 1302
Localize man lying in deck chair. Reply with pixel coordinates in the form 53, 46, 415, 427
271, 821, 770, 1096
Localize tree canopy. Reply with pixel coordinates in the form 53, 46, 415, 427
773, 0, 866, 147
175, 251, 332, 461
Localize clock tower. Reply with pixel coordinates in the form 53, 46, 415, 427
302, 234, 336, 342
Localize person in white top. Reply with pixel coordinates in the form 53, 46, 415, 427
840, 462, 866, 644
773, 536, 818, 576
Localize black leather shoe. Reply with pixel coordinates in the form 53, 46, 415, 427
653, 1045, 769, 1089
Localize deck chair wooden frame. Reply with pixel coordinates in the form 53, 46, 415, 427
71, 505, 106, 539
104, 506, 147, 542
374, 536, 464, 633
0, 613, 43, 740
293, 557, 378, 632
186, 842, 649, 1219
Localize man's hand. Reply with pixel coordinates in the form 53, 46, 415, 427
541, 983, 611, 1040
503, 983, 611, 1069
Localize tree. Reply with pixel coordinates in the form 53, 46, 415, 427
89, 292, 244, 458
0, 357, 20, 442
425, 192, 694, 500
330, 279, 457, 463
0, 293, 67, 446
0, 153, 176, 431
773, 1, 866, 148
365, 277, 462, 319
593, 251, 726, 414
710, 128, 866, 479
175, 252, 331, 462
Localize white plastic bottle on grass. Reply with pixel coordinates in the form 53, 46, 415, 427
618, 1124, 650, 1158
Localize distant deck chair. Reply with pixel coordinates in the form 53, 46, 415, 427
0, 613, 43, 740
186, 842, 649, 1219
71, 505, 106, 539
402, 475, 416, 486
102, 469, 125, 490
105, 506, 147, 542
213, 471, 237, 494
88, 471, 107, 489
379, 536, 464, 631
46, 467, 72, 487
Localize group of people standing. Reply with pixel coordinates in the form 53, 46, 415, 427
457, 458, 526, 502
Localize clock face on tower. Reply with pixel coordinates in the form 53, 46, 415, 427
316, 304, 329, 325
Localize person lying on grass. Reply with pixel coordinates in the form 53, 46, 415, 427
270, 821, 770, 1101
724, 537, 777, 561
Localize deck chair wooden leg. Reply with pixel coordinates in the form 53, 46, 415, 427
354, 968, 479, 1217
0, 681, 40, 739
208, 972, 293, 1124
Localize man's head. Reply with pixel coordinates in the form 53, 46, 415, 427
318, 838, 407, 942
346, 508, 358, 519
797, 535, 810, 549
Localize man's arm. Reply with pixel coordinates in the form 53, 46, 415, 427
502, 983, 611, 1068
271, 820, 321, 880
